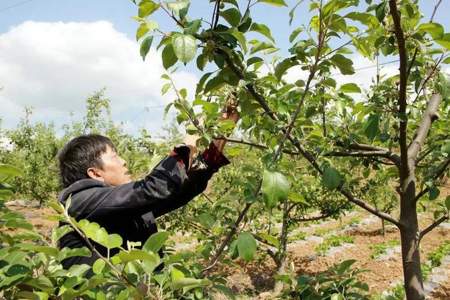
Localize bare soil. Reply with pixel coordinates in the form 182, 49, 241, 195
5, 196, 450, 299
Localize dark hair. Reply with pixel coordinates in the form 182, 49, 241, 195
58, 134, 116, 188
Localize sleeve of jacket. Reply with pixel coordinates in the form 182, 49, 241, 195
84, 143, 229, 219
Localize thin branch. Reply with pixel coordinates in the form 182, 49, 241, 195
419, 213, 449, 240
408, 94, 442, 161
202, 202, 253, 273
159, 3, 184, 28
325, 150, 401, 166
407, 48, 418, 80
339, 188, 401, 227
223, 137, 299, 155
415, 157, 450, 202
64, 211, 135, 287
412, 54, 445, 104
212, 0, 221, 29
290, 212, 332, 222
430, 0, 443, 23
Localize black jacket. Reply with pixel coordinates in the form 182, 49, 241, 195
58, 144, 229, 269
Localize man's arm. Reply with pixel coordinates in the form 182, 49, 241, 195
79, 144, 227, 220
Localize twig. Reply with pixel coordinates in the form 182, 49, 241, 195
202, 201, 253, 273
419, 213, 449, 240
212, 0, 221, 29
63, 209, 135, 287
224, 137, 299, 155
430, 0, 443, 23
415, 157, 450, 202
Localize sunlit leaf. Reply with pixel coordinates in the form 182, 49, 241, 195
236, 232, 257, 261
262, 169, 290, 208
172, 34, 197, 63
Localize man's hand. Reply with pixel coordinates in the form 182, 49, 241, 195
213, 101, 239, 152
183, 134, 199, 169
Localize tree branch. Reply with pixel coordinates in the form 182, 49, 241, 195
419, 213, 449, 241
412, 54, 445, 104
224, 137, 299, 155
326, 150, 401, 166
202, 202, 252, 273
415, 157, 450, 202
408, 94, 442, 161
339, 188, 401, 227
430, 0, 443, 23
389, 0, 409, 182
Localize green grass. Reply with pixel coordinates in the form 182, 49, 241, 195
315, 235, 354, 255
288, 230, 307, 242
427, 240, 450, 268
370, 239, 400, 259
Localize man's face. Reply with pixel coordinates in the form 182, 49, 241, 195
87, 145, 132, 186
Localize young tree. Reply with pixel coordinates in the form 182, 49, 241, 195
133, 0, 450, 298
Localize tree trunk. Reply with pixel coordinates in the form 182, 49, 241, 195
399, 182, 425, 300
381, 218, 385, 236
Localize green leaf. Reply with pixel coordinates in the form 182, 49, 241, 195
435, 33, 450, 50
220, 8, 241, 27
331, 54, 355, 75
143, 231, 169, 253
258, 233, 279, 247
6, 264, 30, 276
262, 169, 290, 208
250, 23, 275, 43
236, 232, 257, 261
274, 57, 298, 80
140, 36, 153, 61
106, 234, 122, 249
138, 0, 160, 18
167, 0, 190, 14
0, 164, 21, 181
428, 186, 440, 200
57, 247, 91, 262
445, 196, 450, 210
345, 12, 379, 28
322, 167, 342, 190
136, 23, 149, 41
162, 44, 178, 69
93, 259, 106, 275
375, 1, 387, 23
339, 83, 361, 93
441, 140, 450, 154
289, 27, 302, 43
51, 225, 73, 245
257, 0, 287, 7
364, 114, 380, 141
172, 34, 197, 63
231, 29, 247, 53
172, 278, 210, 290
417, 23, 444, 40
118, 249, 160, 271
23, 276, 53, 293
250, 41, 276, 55
19, 244, 58, 256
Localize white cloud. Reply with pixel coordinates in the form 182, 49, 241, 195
0, 21, 198, 134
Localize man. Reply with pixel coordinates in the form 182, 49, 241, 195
57, 109, 237, 270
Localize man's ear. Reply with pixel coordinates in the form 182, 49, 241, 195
87, 167, 104, 182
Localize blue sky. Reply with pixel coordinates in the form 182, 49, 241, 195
0, 0, 449, 136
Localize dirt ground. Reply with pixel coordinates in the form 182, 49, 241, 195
5, 198, 450, 299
